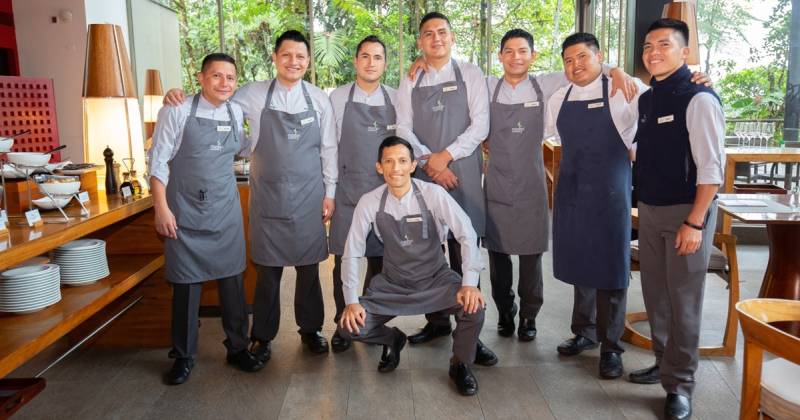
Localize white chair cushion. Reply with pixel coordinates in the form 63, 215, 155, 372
762, 358, 800, 411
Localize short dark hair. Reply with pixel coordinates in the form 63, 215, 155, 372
355, 35, 386, 57
378, 136, 415, 162
500, 29, 534, 51
561, 32, 600, 57
646, 18, 689, 46
419, 12, 451, 32
201, 53, 237, 73
275, 30, 310, 54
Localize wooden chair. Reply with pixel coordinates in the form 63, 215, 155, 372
736, 299, 800, 420
622, 209, 741, 357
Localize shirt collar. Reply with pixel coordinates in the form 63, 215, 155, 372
387, 184, 415, 206
354, 81, 380, 99
197, 93, 228, 110
274, 79, 303, 94
570, 73, 603, 94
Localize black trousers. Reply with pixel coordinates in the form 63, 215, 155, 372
488, 251, 544, 320
250, 263, 324, 342
171, 274, 249, 359
570, 285, 627, 354
332, 255, 384, 324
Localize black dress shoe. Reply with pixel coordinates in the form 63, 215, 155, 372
166, 358, 194, 385
517, 318, 537, 342
301, 331, 330, 354
628, 364, 660, 384
250, 340, 272, 364
378, 328, 407, 373
449, 362, 479, 396
599, 352, 623, 379
665, 393, 692, 420
474, 339, 498, 366
497, 302, 518, 337
556, 335, 599, 356
226, 349, 265, 372
407, 322, 452, 344
331, 331, 352, 353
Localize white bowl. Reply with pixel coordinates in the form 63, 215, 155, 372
7, 152, 51, 167
32, 196, 72, 210
38, 180, 80, 196
0, 138, 12, 152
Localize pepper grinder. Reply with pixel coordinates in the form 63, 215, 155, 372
103, 146, 117, 194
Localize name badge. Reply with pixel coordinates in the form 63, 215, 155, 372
387, 124, 397, 130
121, 186, 132, 199
658, 115, 675, 124
443, 85, 458, 93
209, 144, 223, 151
406, 216, 423, 223
77, 191, 90, 203
216, 125, 232, 132
25, 209, 42, 227
588, 102, 604, 109
524, 101, 540, 108
300, 117, 315, 126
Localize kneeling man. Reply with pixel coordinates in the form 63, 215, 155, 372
338, 136, 489, 396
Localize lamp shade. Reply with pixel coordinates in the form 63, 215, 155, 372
662, 0, 701, 66
83, 24, 137, 98
143, 69, 163, 123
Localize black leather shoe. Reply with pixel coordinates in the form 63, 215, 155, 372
497, 302, 518, 337
301, 331, 330, 354
474, 340, 498, 366
378, 328, 407, 373
331, 331, 352, 353
556, 335, 599, 356
226, 349, 265, 372
166, 358, 194, 385
628, 364, 660, 384
449, 362, 479, 396
517, 318, 537, 342
664, 393, 692, 420
599, 352, 623, 379
407, 322, 452, 344
250, 340, 272, 364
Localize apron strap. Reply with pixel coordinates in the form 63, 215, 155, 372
378, 186, 390, 213
563, 83, 574, 102
190, 94, 201, 117
529, 75, 543, 102
491, 77, 504, 103
300, 81, 315, 113
601, 74, 610, 107
347, 83, 356, 103
379, 84, 392, 107
265, 80, 276, 108
224, 100, 239, 143
452, 59, 464, 85
410, 180, 430, 240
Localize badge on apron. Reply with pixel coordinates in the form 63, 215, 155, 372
216, 125, 232, 132
658, 115, 675, 124
524, 101, 540, 108
368, 121, 380, 132
387, 124, 397, 130
511, 121, 525, 134
443, 85, 458, 93
588, 102, 604, 109
288, 128, 300, 141
301, 117, 315, 125
432, 100, 445, 112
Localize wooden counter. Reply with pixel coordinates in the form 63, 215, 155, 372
0, 194, 166, 378
542, 139, 561, 208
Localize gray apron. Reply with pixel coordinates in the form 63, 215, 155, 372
359, 181, 462, 316
411, 60, 485, 236
249, 81, 328, 267
165, 94, 246, 283
328, 84, 396, 256
485, 76, 549, 255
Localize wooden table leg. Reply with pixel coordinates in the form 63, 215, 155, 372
760, 224, 800, 300
722, 158, 737, 236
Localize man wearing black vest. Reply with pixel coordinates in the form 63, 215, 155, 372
630, 19, 724, 420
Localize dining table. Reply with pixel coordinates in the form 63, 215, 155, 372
717, 193, 800, 300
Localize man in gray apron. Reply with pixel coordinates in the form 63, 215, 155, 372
485, 29, 637, 341
544, 33, 649, 381
338, 137, 487, 396
395, 13, 494, 365
162, 32, 338, 361
632, 20, 724, 420
328, 35, 397, 353
149, 53, 262, 385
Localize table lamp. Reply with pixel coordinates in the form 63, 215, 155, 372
82, 23, 145, 192
143, 68, 163, 148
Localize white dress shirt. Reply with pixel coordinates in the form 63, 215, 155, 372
341, 180, 483, 305
683, 93, 726, 185
486, 64, 612, 107
329, 82, 398, 143
395, 59, 490, 161
233, 79, 338, 198
545, 73, 649, 150
148, 93, 245, 186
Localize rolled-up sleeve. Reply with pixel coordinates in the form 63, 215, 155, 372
147, 105, 183, 187
686, 93, 725, 185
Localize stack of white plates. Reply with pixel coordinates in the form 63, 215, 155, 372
0, 264, 61, 313
53, 239, 110, 285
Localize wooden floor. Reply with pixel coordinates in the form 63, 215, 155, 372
10, 244, 769, 419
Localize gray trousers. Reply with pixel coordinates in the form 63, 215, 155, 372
171, 274, 250, 359
638, 201, 717, 397
251, 263, 324, 342
571, 286, 627, 354
338, 305, 485, 366
489, 251, 544, 319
